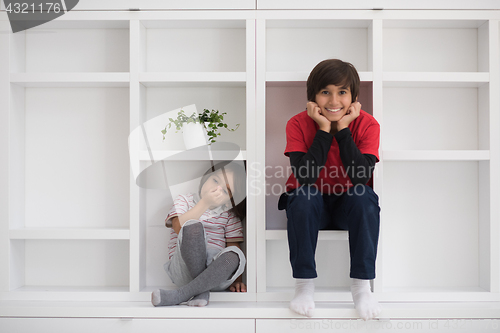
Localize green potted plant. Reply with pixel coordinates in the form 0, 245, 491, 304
161, 108, 240, 145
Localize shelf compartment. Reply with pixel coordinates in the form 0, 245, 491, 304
264, 82, 374, 230
383, 20, 489, 73
382, 84, 489, 151
140, 84, 247, 152
139, 191, 249, 292
10, 20, 130, 73
10, 240, 130, 291
9, 228, 130, 240
11, 86, 130, 229
266, 19, 373, 73
140, 20, 246, 73
382, 161, 490, 293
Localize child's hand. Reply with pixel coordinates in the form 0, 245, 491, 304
229, 281, 246, 292
337, 101, 361, 132
202, 186, 229, 209
307, 101, 331, 133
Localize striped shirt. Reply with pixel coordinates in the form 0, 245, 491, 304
165, 193, 244, 260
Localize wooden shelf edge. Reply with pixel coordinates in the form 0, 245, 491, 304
0, 300, 499, 319
9, 228, 130, 240
266, 71, 373, 82
140, 150, 247, 161
139, 72, 247, 82
382, 150, 490, 161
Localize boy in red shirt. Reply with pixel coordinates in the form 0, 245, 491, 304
278, 59, 381, 320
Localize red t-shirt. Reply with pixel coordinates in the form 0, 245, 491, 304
284, 109, 380, 194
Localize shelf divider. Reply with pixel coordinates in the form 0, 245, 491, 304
487, 19, 500, 293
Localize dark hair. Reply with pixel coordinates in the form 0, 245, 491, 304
307, 59, 360, 103
198, 161, 246, 221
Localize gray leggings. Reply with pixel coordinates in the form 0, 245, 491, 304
164, 219, 246, 291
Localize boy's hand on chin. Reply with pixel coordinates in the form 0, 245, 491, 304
307, 101, 331, 132
337, 101, 361, 131
202, 187, 227, 209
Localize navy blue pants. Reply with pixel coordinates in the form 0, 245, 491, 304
280, 185, 380, 280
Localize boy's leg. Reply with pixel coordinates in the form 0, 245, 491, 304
152, 250, 240, 307
179, 221, 210, 306
285, 186, 325, 317
334, 185, 379, 280
333, 185, 381, 320
286, 186, 325, 279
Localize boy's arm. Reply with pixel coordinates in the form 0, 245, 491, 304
226, 241, 246, 292
170, 186, 229, 233
335, 128, 377, 185
289, 130, 333, 186
170, 199, 211, 234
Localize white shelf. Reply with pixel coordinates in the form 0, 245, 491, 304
10, 73, 130, 87
139, 72, 246, 84
10, 286, 130, 293
1, 300, 499, 319
383, 72, 489, 87
383, 150, 490, 161
140, 150, 247, 161
266, 71, 373, 82
9, 228, 130, 240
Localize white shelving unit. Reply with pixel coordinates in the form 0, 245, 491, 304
1, 5, 500, 329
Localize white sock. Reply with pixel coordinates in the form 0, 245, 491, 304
350, 278, 382, 320
290, 278, 315, 317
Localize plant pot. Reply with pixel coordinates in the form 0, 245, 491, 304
182, 122, 208, 150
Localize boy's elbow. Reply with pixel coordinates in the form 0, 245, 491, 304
171, 217, 181, 234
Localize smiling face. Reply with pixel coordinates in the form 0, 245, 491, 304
200, 169, 235, 206
314, 84, 352, 123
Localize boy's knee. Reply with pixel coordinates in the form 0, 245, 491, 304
223, 246, 246, 266
181, 220, 205, 239
222, 250, 239, 262
346, 185, 380, 212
